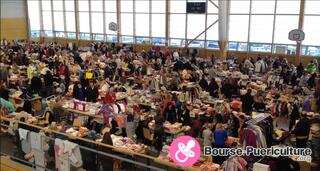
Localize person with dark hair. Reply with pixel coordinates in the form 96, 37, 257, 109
164, 102, 177, 124
23, 100, 33, 115
180, 104, 192, 126
199, 75, 208, 91
308, 73, 317, 88
297, 62, 304, 78
30, 73, 42, 94
99, 129, 114, 171
0, 82, 9, 100
86, 81, 99, 102
44, 70, 54, 96
292, 113, 310, 148
73, 82, 85, 101
189, 115, 202, 138
208, 78, 219, 98
241, 89, 254, 114
154, 113, 165, 151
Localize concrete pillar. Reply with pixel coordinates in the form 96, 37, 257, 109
218, 0, 229, 59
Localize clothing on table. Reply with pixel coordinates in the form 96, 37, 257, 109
30, 132, 42, 150
54, 139, 83, 171
250, 125, 267, 148
221, 156, 247, 171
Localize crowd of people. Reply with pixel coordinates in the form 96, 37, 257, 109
0, 39, 320, 171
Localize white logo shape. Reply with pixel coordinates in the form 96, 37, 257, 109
174, 140, 196, 163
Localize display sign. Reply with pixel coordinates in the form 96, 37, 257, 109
289, 29, 305, 41
186, 2, 206, 14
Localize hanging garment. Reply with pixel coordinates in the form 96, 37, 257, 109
63, 140, 83, 168
18, 128, 31, 154
55, 139, 70, 171
250, 125, 267, 148
239, 128, 257, 148
30, 132, 42, 151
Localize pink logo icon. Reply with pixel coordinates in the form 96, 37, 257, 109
169, 136, 201, 167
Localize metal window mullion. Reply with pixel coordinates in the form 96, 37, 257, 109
103, 0, 106, 41
51, 0, 55, 38
89, 0, 93, 40
149, 0, 152, 44
271, 0, 278, 54
39, 0, 44, 37
185, 0, 188, 46
63, 0, 67, 38
204, 0, 208, 49
247, 0, 253, 53
133, 0, 136, 44
165, 0, 170, 46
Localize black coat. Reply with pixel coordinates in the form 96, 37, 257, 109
86, 87, 99, 102
31, 76, 42, 92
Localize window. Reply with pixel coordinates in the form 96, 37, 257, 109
251, 0, 275, 14
55, 31, 65, 38
42, 11, 53, 30
274, 15, 299, 44
206, 15, 219, 41
136, 37, 150, 44
105, 13, 117, 34
121, 0, 133, 13
187, 14, 205, 40
93, 34, 104, 41
230, 0, 250, 14
276, 0, 300, 14
302, 46, 320, 57
229, 15, 249, 42
65, 0, 74, 11
170, 14, 186, 39
66, 12, 76, 32
78, 0, 89, 11
152, 0, 165, 13
91, 13, 104, 34
31, 31, 40, 38
107, 35, 117, 42
273, 45, 296, 55
151, 14, 165, 37
122, 36, 134, 44
67, 32, 76, 39
207, 41, 219, 49
188, 40, 204, 48
121, 14, 133, 36
170, 0, 186, 13
136, 14, 149, 37
90, 0, 103, 12
152, 38, 166, 46
53, 0, 63, 11
27, 0, 40, 30
105, 0, 116, 12
79, 33, 90, 40
207, 0, 218, 14
303, 16, 320, 46
44, 31, 53, 37
249, 15, 274, 43
53, 12, 64, 31
136, 0, 149, 13
79, 12, 90, 33
170, 39, 184, 47
305, 0, 320, 15
250, 43, 272, 53
42, 0, 52, 11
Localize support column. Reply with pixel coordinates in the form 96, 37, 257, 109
218, 0, 229, 59
296, 0, 305, 65
116, 0, 121, 44
165, 0, 170, 47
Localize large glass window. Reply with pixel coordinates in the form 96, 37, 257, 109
105, 0, 116, 12
206, 15, 219, 41
78, 0, 89, 11
274, 15, 299, 44
152, 0, 165, 13
249, 15, 274, 43
53, 12, 64, 31
230, 0, 250, 14
303, 16, 320, 46
42, 11, 53, 30
53, 0, 63, 11
27, 0, 40, 30
136, 14, 149, 37
65, 0, 74, 11
251, 0, 275, 14
105, 13, 117, 34
79, 12, 90, 33
151, 14, 165, 38
66, 12, 76, 32
121, 0, 133, 13
90, 0, 103, 12
91, 13, 104, 34
121, 13, 133, 36
187, 14, 205, 40
135, 0, 149, 13
229, 15, 249, 42
170, 14, 186, 39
